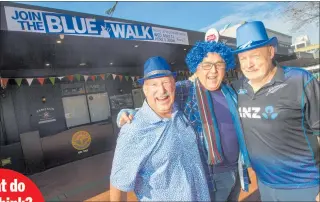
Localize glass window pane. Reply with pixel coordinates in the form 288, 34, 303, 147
62, 95, 90, 127
87, 92, 111, 122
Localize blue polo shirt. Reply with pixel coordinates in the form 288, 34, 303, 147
232, 66, 320, 189
110, 101, 210, 201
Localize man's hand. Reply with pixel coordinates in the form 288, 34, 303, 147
118, 112, 134, 127
189, 72, 198, 82
316, 192, 319, 202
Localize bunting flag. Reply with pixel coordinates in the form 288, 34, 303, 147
75, 74, 81, 81
26, 78, 34, 86
1, 73, 147, 88
67, 75, 74, 82
118, 75, 123, 82
49, 77, 56, 85
90, 75, 96, 81
15, 78, 23, 87
37, 78, 45, 85
106, 73, 111, 79
83, 75, 89, 82
0, 78, 9, 89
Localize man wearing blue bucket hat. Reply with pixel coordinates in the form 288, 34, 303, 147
231, 21, 320, 201
110, 56, 210, 201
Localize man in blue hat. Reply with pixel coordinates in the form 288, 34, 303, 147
109, 56, 210, 202
231, 21, 319, 202
115, 42, 251, 202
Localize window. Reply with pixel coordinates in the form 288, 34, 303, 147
297, 43, 306, 49
87, 92, 111, 122
61, 81, 111, 128
62, 95, 90, 127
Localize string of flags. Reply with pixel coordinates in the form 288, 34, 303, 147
0, 71, 192, 89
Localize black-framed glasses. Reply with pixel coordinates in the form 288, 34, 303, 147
200, 61, 226, 70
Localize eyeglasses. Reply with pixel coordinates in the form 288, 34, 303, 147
200, 61, 226, 70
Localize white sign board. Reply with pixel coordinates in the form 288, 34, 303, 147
4, 6, 189, 45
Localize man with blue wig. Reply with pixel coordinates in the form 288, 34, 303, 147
117, 41, 251, 201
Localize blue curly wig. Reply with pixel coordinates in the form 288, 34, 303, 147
185, 41, 236, 73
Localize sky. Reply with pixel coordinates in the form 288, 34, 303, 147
19, 1, 319, 44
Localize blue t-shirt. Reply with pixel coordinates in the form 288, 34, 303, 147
210, 90, 239, 173
232, 66, 320, 188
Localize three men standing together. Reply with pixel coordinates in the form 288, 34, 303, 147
111, 21, 319, 202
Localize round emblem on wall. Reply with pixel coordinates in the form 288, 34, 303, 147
71, 131, 91, 151
205, 28, 220, 42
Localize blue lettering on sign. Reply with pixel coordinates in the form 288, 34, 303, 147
11, 10, 44, 31
10, 9, 154, 41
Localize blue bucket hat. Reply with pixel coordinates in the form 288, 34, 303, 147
232, 21, 278, 54
137, 56, 177, 85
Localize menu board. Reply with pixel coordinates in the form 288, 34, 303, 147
85, 82, 106, 93
61, 83, 85, 96
110, 94, 134, 110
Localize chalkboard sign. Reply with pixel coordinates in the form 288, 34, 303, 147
61, 83, 85, 96
110, 94, 134, 110
85, 82, 106, 93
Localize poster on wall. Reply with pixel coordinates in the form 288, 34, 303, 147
110, 93, 133, 110
4, 6, 189, 45
36, 107, 56, 124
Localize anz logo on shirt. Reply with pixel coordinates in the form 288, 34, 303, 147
237, 89, 247, 95
238, 106, 278, 120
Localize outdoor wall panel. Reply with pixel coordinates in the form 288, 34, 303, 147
41, 123, 115, 169
0, 85, 19, 144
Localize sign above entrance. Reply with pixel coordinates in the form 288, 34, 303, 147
4, 6, 189, 45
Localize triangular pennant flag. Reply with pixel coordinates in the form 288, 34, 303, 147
100, 74, 105, 80
125, 76, 129, 81
105, 73, 111, 79
67, 75, 74, 82
131, 76, 135, 81
83, 75, 89, 82
15, 78, 22, 87
0, 78, 9, 89
37, 78, 45, 85
75, 74, 81, 81
112, 74, 117, 80
49, 77, 56, 85
118, 75, 123, 82
26, 78, 34, 86
90, 75, 96, 81
58, 76, 64, 80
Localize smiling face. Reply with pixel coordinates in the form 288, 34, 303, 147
238, 46, 275, 83
143, 76, 176, 118
196, 52, 226, 91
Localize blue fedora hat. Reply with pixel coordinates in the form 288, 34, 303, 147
137, 56, 177, 85
232, 21, 278, 54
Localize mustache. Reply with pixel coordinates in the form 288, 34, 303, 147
156, 92, 170, 98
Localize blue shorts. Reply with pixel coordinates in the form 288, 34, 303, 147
258, 180, 319, 202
